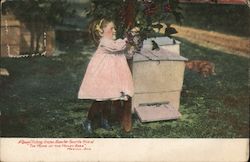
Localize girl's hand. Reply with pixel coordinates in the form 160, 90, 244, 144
124, 38, 128, 42
125, 31, 135, 45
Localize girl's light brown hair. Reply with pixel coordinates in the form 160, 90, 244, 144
88, 18, 113, 46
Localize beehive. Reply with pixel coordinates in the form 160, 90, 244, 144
1, 14, 55, 57
1, 18, 21, 57
132, 38, 187, 115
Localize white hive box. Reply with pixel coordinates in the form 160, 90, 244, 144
132, 38, 187, 116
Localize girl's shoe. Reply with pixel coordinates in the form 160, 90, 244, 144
101, 118, 112, 130
82, 119, 93, 134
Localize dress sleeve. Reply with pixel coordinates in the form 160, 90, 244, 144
99, 38, 127, 53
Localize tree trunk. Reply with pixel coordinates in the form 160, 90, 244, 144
124, 0, 136, 30
35, 32, 42, 53
42, 25, 48, 52
30, 27, 35, 54
34, 23, 41, 53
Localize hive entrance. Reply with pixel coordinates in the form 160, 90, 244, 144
135, 102, 181, 123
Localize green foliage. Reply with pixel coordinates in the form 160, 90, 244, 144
87, 0, 124, 20
5, 0, 73, 27
86, 0, 183, 38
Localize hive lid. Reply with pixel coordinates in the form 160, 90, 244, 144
133, 48, 188, 62
143, 37, 181, 46
135, 102, 181, 123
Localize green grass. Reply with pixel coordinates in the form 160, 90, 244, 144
177, 4, 250, 37
0, 38, 249, 138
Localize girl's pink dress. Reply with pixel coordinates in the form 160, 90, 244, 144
78, 37, 134, 101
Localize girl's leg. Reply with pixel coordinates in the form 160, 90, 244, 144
121, 97, 132, 132
114, 100, 123, 122
101, 101, 112, 130
87, 101, 101, 120
83, 101, 101, 134
102, 101, 111, 119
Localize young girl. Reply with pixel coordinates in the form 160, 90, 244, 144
78, 18, 134, 134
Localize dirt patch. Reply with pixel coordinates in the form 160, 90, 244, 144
172, 25, 250, 58
222, 95, 249, 107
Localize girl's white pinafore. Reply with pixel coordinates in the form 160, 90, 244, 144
78, 37, 134, 101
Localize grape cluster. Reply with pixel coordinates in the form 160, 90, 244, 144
163, 3, 172, 13
142, 0, 157, 16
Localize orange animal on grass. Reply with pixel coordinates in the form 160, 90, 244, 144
185, 60, 216, 77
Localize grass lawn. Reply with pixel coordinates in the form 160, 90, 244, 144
178, 4, 250, 38
0, 38, 249, 138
